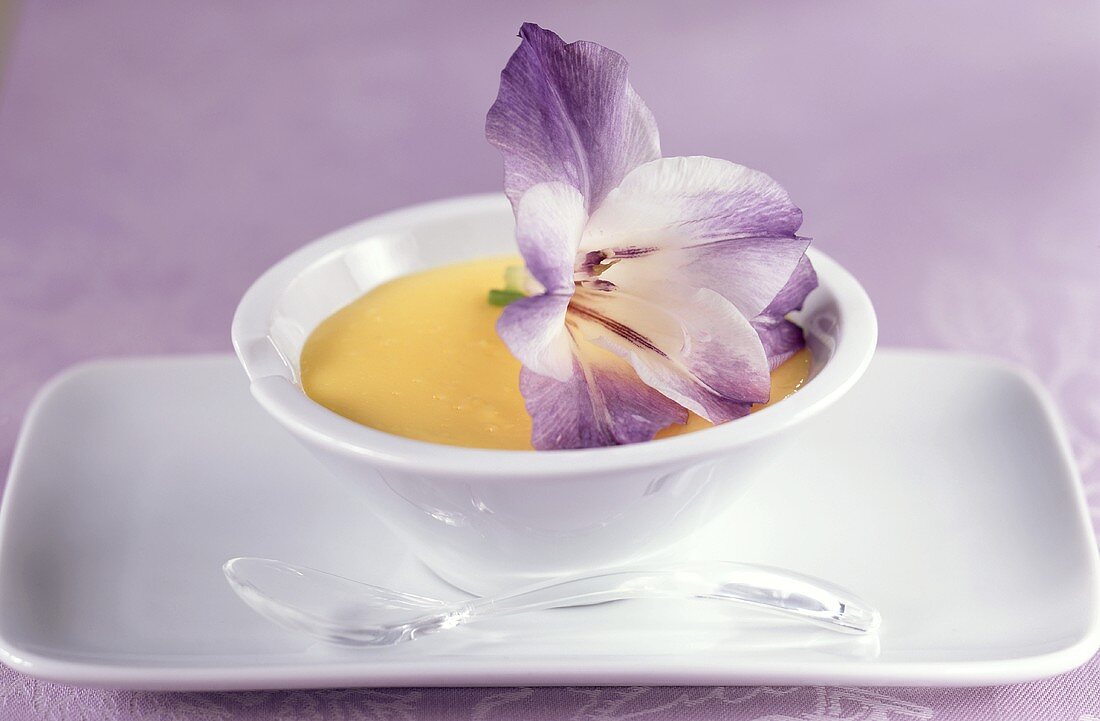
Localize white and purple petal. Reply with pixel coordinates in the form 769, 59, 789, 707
583, 156, 803, 248
497, 293, 574, 382
514, 182, 587, 293
520, 338, 686, 450
752, 315, 807, 370
752, 254, 818, 368
581, 156, 806, 318
568, 286, 687, 359
571, 287, 771, 423
486, 23, 661, 211
760, 253, 818, 317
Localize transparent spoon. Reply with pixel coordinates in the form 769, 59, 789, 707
223, 557, 880, 646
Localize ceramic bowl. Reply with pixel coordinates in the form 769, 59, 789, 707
232, 193, 877, 594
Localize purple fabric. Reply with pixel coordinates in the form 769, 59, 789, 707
1, 0, 1099, 718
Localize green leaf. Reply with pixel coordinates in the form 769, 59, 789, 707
488, 289, 526, 307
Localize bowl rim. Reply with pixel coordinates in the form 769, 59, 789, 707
232, 192, 877, 478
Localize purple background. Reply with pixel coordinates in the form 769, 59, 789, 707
2, 2, 1099, 719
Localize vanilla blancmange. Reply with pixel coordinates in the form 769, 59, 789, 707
301, 257, 810, 450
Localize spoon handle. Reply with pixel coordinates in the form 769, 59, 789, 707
224, 557, 879, 646
460, 562, 879, 634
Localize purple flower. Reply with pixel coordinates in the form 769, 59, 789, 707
487, 24, 817, 449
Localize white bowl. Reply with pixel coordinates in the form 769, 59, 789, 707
232, 193, 877, 594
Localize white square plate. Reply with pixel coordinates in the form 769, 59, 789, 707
0, 350, 1096, 690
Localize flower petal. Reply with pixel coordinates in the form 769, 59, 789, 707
520, 338, 687, 450
752, 316, 806, 370
568, 287, 687, 358
514, 182, 587, 293
572, 287, 771, 422
486, 23, 661, 211
761, 253, 818, 317
582, 156, 806, 319
497, 293, 574, 382
753, 254, 818, 369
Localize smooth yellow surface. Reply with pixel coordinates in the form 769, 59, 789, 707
301, 256, 811, 450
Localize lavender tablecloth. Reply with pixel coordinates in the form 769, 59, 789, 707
2, 2, 1099, 719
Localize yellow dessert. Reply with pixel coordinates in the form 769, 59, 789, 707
301, 256, 811, 450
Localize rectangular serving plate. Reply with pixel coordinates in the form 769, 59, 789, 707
0, 350, 1096, 690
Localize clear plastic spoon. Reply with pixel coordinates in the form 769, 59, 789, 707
223, 557, 880, 646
